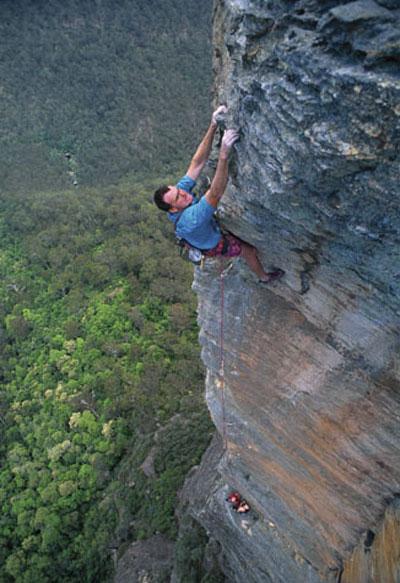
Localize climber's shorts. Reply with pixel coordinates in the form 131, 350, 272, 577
204, 233, 242, 258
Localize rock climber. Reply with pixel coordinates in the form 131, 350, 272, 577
153, 105, 284, 283
226, 491, 250, 513
226, 491, 241, 511
237, 500, 250, 513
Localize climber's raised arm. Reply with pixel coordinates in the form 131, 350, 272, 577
205, 129, 239, 208
153, 113, 284, 285
186, 105, 227, 181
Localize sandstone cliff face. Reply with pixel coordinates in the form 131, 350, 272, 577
189, 1, 400, 581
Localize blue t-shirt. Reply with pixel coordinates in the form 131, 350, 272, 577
168, 175, 221, 250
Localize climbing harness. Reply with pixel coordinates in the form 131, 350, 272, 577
177, 240, 203, 264
175, 228, 230, 265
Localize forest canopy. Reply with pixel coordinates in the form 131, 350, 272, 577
0, 0, 215, 580
0, 179, 214, 582
0, 0, 213, 192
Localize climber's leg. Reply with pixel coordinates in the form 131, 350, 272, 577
240, 243, 266, 279
203, 232, 284, 283
240, 242, 284, 283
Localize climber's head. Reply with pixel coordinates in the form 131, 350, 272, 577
154, 185, 193, 213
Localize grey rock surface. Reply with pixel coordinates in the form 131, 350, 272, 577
114, 534, 174, 583
184, 1, 400, 582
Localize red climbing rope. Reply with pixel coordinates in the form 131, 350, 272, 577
219, 258, 228, 451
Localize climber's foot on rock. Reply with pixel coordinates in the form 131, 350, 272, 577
259, 269, 285, 285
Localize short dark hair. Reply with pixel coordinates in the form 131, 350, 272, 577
153, 185, 172, 212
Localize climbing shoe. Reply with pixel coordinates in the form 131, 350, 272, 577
259, 269, 285, 284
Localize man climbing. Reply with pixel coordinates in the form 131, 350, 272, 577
226, 491, 250, 513
153, 106, 284, 284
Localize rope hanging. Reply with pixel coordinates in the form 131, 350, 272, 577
218, 258, 231, 451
